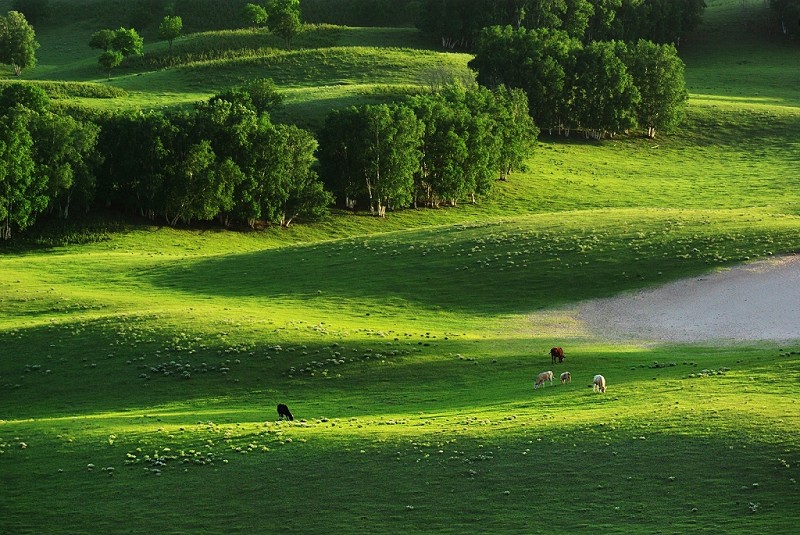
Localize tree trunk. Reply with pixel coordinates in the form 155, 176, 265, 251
3, 212, 11, 240
62, 191, 72, 219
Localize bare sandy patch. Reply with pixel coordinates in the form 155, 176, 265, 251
573, 254, 800, 344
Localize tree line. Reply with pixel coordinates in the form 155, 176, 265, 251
0, 80, 332, 239
416, 0, 707, 49
0, 81, 540, 239
318, 85, 538, 215
469, 27, 687, 139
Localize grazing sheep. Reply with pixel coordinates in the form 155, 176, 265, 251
593, 374, 606, 393
560, 371, 571, 384
534, 370, 554, 389
550, 347, 565, 364
277, 403, 294, 421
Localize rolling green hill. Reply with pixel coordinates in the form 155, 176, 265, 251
1, 0, 799, 533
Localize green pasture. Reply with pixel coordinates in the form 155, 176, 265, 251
2, 0, 800, 532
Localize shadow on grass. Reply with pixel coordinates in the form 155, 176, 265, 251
140, 218, 787, 316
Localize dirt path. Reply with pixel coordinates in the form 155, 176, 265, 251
574, 255, 800, 344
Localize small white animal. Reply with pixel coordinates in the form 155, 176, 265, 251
593, 374, 606, 393
560, 371, 571, 384
534, 370, 554, 389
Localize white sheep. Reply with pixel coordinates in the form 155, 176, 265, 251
593, 374, 606, 393
534, 370, 554, 389
560, 371, 571, 384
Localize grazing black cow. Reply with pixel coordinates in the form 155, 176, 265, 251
550, 347, 565, 364
277, 403, 294, 421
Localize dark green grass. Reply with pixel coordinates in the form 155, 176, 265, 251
682, 0, 800, 107
144, 210, 800, 315
2, 430, 798, 533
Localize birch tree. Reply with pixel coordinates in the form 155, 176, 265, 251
624, 39, 687, 138
0, 108, 44, 240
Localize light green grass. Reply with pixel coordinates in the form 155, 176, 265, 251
2, 0, 800, 533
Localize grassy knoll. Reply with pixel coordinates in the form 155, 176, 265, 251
2, 0, 800, 533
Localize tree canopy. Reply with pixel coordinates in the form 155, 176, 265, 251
0, 107, 43, 240
415, 0, 706, 48
90, 83, 329, 229
89, 27, 143, 78
267, 0, 302, 49
243, 2, 268, 27
318, 85, 538, 214
0, 10, 39, 76
623, 39, 688, 138
469, 26, 688, 138
158, 15, 183, 54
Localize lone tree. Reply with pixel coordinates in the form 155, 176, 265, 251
0, 11, 39, 76
89, 27, 143, 79
267, 0, 302, 49
158, 15, 182, 55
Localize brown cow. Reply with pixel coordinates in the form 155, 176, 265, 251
550, 347, 565, 364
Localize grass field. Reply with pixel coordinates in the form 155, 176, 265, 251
2, 0, 800, 532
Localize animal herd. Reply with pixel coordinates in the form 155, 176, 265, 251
537, 347, 606, 393
277, 346, 603, 422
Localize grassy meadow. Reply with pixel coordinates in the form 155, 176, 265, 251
2, 0, 800, 532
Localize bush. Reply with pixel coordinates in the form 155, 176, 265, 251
0, 80, 127, 99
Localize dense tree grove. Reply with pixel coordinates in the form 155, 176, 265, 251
0, 80, 334, 239
0, 85, 99, 240
416, 0, 706, 48
94, 79, 330, 228
318, 85, 538, 215
1, 80, 541, 236
469, 26, 687, 138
